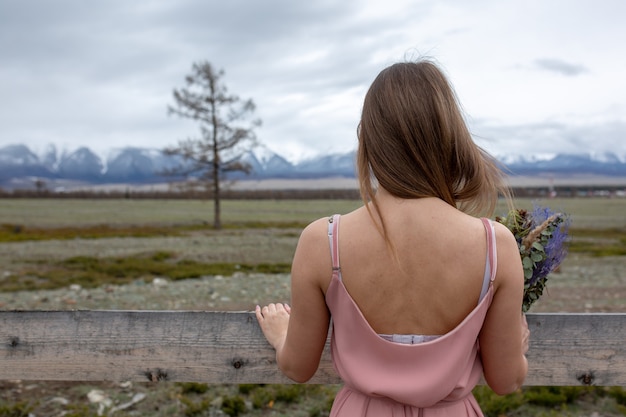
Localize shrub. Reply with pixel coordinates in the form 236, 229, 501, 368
0, 401, 35, 417
473, 386, 524, 416
178, 382, 209, 395
221, 395, 246, 416
180, 396, 211, 417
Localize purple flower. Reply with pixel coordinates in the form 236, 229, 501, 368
525, 205, 570, 287
497, 203, 571, 311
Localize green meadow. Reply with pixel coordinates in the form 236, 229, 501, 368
0, 197, 624, 293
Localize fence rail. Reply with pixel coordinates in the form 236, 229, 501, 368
1, 311, 625, 386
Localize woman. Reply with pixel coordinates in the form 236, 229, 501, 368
256, 60, 529, 416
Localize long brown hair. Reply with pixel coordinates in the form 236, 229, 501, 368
357, 60, 511, 233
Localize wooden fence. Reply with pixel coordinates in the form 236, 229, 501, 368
1, 311, 625, 386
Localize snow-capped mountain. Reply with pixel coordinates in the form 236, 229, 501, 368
1, 143, 626, 189
0, 144, 53, 181
237, 145, 296, 177
56, 147, 104, 180
236, 145, 356, 178
40, 144, 59, 171
102, 147, 178, 182
499, 152, 626, 176
295, 152, 356, 178
0, 144, 41, 166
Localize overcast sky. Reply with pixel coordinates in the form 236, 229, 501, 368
1, 0, 625, 162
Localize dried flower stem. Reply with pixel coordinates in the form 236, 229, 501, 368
521, 214, 559, 250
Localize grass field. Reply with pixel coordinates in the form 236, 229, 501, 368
0, 197, 625, 417
1, 197, 625, 228
0, 197, 625, 300
0, 198, 362, 227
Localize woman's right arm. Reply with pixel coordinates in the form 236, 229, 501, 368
479, 222, 530, 395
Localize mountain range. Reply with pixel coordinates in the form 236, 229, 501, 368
1, 143, 626, 190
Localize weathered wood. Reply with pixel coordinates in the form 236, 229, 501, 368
525, 313, 626, 386
0, 310, 333, 384
1, 311, 625, 386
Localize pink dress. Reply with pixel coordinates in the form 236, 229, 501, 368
324, 215, 497, 417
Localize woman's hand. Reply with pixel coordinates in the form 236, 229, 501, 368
255, 303, 291, 351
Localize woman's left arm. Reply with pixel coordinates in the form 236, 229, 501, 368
256, 218, 331, 383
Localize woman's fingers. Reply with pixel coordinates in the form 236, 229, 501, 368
255, 305, 263, 320
255, 303, 291, 350
256, 303, 290, 320
521, 314, 530, 354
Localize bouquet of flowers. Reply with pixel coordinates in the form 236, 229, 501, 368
496, 204, 571, 312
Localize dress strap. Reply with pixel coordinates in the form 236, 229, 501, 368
327, 214, 341, 278
479, 218, 497, 302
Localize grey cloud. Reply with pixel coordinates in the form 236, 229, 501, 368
0, 0, 398, 156
1, 0, 622, 162
534, 58, 588, 76
471, 120, 626, 157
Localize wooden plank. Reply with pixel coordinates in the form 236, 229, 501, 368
525, 314, 626, 386
0, 310, 336, 384
1, 311, 625, 386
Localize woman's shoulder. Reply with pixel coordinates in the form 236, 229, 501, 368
291, 216, 338, 290
295, 216, 337, 262
300, 207, 366, 239
300, 216, 333, 239
489, 219, 524, 289
490, 219, 518, 249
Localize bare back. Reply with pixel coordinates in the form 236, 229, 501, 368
325, 197, 490, 337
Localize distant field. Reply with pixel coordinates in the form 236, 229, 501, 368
1, 197, 625, 229
63, 175, 626, 193
505, 197, 626, 229
0, 198, 362, 228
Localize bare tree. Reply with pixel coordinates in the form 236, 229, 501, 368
164, 61, 260, 229
33, 178, 47, 194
